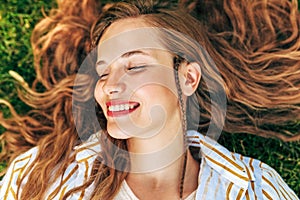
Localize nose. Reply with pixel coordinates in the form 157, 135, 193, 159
103, 73, 126, 96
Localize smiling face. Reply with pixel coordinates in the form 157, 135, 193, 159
94, 18, 183, 140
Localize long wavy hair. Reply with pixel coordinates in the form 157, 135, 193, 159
0, 0, 299, 199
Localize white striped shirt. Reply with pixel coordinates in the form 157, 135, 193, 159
0, 130, 298, 199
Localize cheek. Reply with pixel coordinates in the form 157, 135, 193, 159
126, 67, 178, 96
94, 82, 106, 109
137, 85, 179, 112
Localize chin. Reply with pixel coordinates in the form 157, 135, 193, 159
107, 129, 131, 140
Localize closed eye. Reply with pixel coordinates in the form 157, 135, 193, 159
97, 65, 148, 80
127, 65, 147, 71
98, 73, 109, 80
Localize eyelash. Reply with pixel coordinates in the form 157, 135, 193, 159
97, 65, 147, 80
98, 73, 108, 80
127, 65, 146, 71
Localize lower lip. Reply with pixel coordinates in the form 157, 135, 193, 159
107, 106, 138, 117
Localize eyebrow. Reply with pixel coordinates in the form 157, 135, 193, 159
96, 50, 151, 66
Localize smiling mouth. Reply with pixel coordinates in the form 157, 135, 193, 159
106, 102, 140, 117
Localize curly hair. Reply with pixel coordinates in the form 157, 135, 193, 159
195, 0, 300, 141
0, 0, 101, 198
0, 0, 299, 199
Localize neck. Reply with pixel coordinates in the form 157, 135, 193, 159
127, 123, 184, 173
125, 125, 200, 198
126, 150, 199, 198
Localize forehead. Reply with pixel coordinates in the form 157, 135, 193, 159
100, 18, 149, 42
97, 18, 168, 65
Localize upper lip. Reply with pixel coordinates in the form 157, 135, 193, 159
106, 100, 140, 107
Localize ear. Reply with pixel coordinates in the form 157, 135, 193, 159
180, 62, 201, 96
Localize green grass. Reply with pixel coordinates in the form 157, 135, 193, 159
0, 0, 56, 114
0, 0, 299, 197
0, 0, 55, 179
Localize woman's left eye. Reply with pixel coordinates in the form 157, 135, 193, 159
127, 65, 147, 71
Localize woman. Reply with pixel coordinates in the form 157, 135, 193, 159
0, 0, 299, 199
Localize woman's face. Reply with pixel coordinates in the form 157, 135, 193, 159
94, 18, 183, 139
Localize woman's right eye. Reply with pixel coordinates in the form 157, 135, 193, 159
98, 73, 109, 80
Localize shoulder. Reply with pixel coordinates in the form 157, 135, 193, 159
73, 133, 102, 162
0, 146, 39, 199
234, 151, 299, 200
44, 137, 101, 199
1, 146, 39, 180
7, 146, 39, 167
258, 160, 299, 200
187, 130, 298, 199
0, 133, 102, 199
233, 153, 298, 200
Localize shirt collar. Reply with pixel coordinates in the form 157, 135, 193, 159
74, 133, 101, 162
73, 130, 255, 187
187, 130, 255, 189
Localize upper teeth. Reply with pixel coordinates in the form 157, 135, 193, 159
108, 104, 135, 112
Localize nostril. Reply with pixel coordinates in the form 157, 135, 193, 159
109, 89, 119, 95
104, 83, 125, 95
